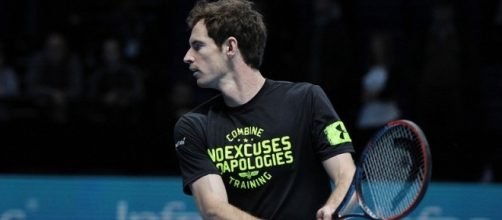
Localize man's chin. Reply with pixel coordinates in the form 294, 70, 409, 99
196, 79, 210, 88
196, 79, 218, 90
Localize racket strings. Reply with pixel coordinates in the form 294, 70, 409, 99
360, 126, 426, 218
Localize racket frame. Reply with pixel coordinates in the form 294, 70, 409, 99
334, 120, 432, 220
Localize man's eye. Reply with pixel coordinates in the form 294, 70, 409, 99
193, 43, 203, 51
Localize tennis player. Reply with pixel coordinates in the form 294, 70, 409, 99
173, 0, 356, 219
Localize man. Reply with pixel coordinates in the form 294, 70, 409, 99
173, 0, 356, 219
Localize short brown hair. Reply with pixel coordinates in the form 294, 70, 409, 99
187, 0, 267, 69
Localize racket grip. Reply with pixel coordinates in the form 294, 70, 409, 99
333, 193, 359, 219
339, 193, 358, 216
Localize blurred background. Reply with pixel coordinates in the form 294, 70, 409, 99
0, 0, 501, 184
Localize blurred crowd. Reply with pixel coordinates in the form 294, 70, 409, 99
0, 0, 501, 182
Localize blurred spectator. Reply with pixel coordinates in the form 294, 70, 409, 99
479, 0, 502, 183
151, 80, 196, 145
99, 0, 153, 62
0, 43, 19, 98
355, 31, 401, 150
149, 80, 197, 175
417, 3, 462, 145
258, 0, 311, 82
168, 81, 195, 119
310, 0, 351, 82
310, 0, 358, 130
416, 2, 469, 180
88, 38, 144, 125
25, 32, 84, 124
483, 0, 502, 64
0, 42, 20, 121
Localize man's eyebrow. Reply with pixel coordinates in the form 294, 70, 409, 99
190, 39, 204, 46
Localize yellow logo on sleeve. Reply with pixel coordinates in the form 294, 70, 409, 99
324, 121, 352, 146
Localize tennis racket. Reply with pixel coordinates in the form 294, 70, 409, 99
333, 119, 432, 220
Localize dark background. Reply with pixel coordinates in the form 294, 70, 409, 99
0, 0, 501, 182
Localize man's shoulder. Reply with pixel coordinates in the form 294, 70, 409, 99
175, 94, 222, 125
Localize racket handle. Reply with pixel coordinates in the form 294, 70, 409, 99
339, 193, 358, 216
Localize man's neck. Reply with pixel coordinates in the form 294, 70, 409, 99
218, 67, 266, 108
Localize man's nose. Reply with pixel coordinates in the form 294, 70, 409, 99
183, 49, 193, 64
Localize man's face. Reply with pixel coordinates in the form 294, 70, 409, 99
183, 20, 228, 89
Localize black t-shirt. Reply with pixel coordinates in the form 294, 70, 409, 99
174, 79, 354, 219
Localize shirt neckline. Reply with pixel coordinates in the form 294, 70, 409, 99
223, 78, 271, 112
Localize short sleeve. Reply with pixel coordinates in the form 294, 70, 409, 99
310, 85, 355, 161
174, 113, 220, 195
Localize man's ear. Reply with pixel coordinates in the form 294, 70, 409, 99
225, 37, 238, 56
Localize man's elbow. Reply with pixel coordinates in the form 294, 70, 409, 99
201, 209, 217, 220
199, 202, 224, 220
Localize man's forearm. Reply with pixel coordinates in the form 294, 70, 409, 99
325, 175, 352, 209
318, 153, 357, 219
